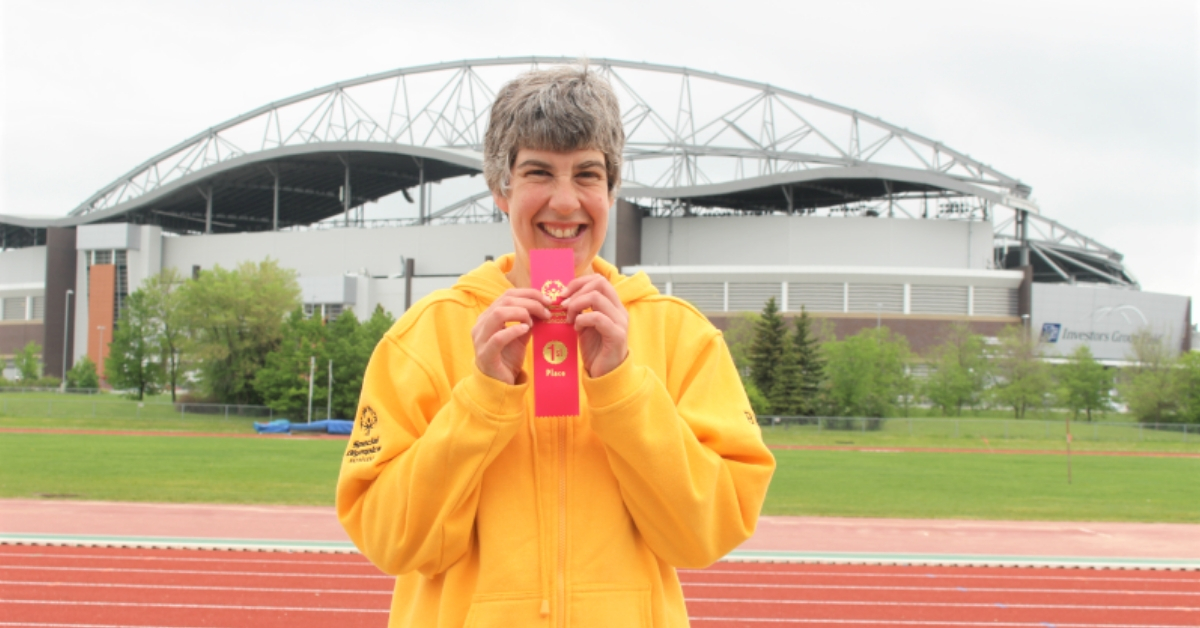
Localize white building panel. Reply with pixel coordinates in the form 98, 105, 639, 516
640, 215, 994, 270
77, 223, 140, 251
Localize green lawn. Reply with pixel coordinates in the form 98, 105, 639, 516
0, 433, 345, 505
765, 449, 1200, 523
1, 432, 1197, 523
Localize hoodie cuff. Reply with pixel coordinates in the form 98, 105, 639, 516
462, 365, 529, 420
582, 356, 648, 411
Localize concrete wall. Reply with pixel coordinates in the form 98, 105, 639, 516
0, 246, 47, 286
161, 222, 513, 279
641, 215, 994, 270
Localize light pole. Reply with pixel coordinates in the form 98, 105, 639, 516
61, 289, 73, 392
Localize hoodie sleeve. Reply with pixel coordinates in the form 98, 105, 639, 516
582, 315, 775, 568
336, 326, 528, 577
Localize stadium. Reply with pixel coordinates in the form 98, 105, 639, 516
0, 56, 1192, 380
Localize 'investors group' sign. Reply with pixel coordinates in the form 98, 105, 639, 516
1031, 285, 1188, 361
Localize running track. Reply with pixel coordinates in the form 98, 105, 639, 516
1, 545, 1197, 627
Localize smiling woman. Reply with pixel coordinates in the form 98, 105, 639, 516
335, 64, 775, 628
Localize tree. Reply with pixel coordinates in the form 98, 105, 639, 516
66, 356, 100, 390
722, 312, 760, 375
179, 259, 300, 404
768, 330, 803, 415
748, 297, 786, 401
253, 308, 328, 420
15, 341, 42, 382
990, 325, 1050, 418
1118, 329, 1179, 423
792, 308, 826, 416
1176, 351, 1200, 424
328, 306, 395, 419
255, 305, 396, 421
104, 290, 163, 400
922, 324, 989, 416
1057, 344, 1111, 421
142, 268, 188, 402
823, 327, 911, 420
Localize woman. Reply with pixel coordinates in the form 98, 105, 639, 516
337, 64, 775, 628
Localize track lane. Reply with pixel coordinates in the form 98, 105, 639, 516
2, 546, 1198, 627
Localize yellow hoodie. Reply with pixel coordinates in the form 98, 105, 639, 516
337, 255, 775, 627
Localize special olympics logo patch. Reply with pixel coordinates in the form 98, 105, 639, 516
359, 406, 378, 436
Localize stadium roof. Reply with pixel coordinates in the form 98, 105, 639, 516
0, 57, 1133, 286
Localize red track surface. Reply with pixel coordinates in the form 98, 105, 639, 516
1, 545, 1196, 627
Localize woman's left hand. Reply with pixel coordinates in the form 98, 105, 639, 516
560, 275, 629, 378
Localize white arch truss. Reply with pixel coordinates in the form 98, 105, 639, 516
69, 56, 1032, 218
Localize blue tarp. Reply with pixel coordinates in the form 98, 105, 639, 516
254, 419, 353, 435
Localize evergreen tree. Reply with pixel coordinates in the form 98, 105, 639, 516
768, 330, 802, 415
748, 297, 786, 401
792, 308, 826, 416
1058, 344, 1111, 421
105, 290, 162, 399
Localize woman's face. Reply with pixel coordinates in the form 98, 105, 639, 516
494, 147, 612, 285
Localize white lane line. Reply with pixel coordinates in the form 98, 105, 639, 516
0, 580, 390, 595
0, 552, 372, 567
689, 618, 1191, 627
683, 569, 1200, 585
0, 565, 391, 579
682, 582, 1200, 596
686, 596, 1198, 612
0, 599, 387, 613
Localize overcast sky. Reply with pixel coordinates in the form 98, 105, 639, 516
2, 0, 1197, 317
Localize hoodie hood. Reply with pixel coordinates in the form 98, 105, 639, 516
454, 254, 659, 308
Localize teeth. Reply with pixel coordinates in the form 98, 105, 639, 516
545, 225, 581, 238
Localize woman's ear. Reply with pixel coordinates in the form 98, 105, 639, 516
492, 190, 510, 215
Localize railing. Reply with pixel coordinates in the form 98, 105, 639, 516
759, 416, 1195, 443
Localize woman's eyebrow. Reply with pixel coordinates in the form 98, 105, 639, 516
515, 159, 553, 170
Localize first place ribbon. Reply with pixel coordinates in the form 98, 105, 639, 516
531, 248, 579, 417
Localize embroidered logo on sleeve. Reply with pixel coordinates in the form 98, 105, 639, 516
345, 406, 381, 464
744, 410, 758, 426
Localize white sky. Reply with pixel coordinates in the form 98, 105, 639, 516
2, 0, 1197, 318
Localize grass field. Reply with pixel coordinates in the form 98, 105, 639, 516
0, 433, 344, 506
1, 432, 1197, 523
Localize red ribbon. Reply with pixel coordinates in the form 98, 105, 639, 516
531, 249, 579, 417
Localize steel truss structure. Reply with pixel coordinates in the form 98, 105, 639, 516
1, 57, 1131, 285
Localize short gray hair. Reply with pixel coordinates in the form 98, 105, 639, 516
483, 64, 624, 197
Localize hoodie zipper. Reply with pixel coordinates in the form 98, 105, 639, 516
556, 415, 567, 628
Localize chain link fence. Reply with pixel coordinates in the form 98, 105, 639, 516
0, 391, 272, 421
759, 416, 1195, 443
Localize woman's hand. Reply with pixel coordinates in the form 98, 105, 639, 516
473, 289, 551, 385
561, 275, 629, 378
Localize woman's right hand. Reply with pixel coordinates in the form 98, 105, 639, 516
472, 289, 552, 385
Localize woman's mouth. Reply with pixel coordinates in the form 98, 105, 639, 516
539, 224, 586, 240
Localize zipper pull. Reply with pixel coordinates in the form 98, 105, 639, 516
540, 599, 550, 616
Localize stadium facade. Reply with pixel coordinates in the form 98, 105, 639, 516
0, 57, 1192, 380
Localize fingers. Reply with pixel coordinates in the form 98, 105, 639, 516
560, 276, 625, 324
